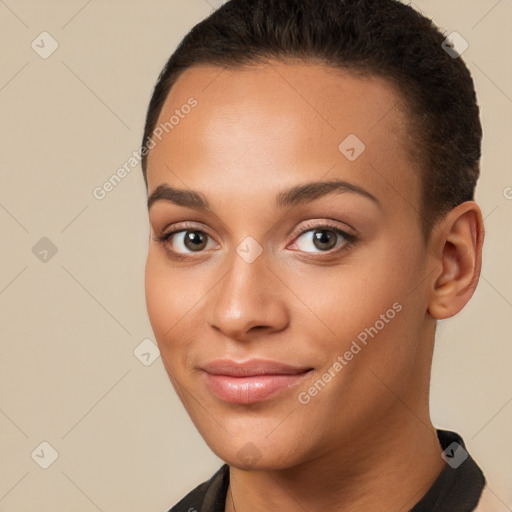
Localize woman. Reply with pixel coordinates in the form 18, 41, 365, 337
140, 0, 500, 510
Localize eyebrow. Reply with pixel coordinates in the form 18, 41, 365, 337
147, 178, 380, 211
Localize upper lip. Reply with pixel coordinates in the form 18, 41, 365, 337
201, 359, 313, 377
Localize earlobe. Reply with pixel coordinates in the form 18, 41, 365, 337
427, 202, 485, 320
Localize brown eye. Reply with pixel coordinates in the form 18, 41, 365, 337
182, 231, 208, 251
311, 229, 338, 251
291, 223, 356, 255
153, 226, 218, 258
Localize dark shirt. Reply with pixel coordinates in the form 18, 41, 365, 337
168, 429, 485, 512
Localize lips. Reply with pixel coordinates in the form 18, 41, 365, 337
201, 359, 313, 404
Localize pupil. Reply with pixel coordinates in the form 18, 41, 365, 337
186, 231, 206, 250
314, 230, 336, 250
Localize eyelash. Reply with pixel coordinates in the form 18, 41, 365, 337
152, 221, 357, 261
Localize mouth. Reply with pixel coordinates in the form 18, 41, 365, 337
200, 359, 314, 404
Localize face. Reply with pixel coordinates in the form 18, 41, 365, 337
144, 61, 434, 470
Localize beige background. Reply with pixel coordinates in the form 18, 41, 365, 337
0, 1, 511, 510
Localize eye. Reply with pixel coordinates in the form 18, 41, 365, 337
152, 222, 218, 259
290, 223, 356, 255
168, 230, 212, 252
153, 220, 357, 260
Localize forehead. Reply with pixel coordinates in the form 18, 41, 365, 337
146, 60, 420, 215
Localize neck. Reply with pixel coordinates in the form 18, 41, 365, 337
226, 416, 444, 512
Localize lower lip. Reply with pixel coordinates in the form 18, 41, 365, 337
203, 371, 311, 404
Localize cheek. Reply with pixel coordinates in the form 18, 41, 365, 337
144, 253, 170, 338
300, 238, 426, 372
144, 259, 190, 389
291, 256, 410, 346
144, 253, 193, 354
144, 251, 215, 374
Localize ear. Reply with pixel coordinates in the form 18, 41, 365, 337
427, 201, 485, 320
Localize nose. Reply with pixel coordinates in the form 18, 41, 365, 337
208, 248, 290, 342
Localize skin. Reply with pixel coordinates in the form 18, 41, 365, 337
144, 60, 484, 511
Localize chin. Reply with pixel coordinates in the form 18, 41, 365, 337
220, 446, 300, 472
198, 424, 309, 471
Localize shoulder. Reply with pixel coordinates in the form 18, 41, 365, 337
167, 464, 230, 512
